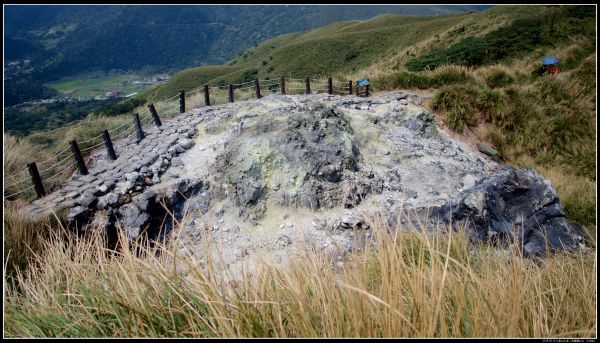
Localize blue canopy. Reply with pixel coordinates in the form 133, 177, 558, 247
358, 79, 369, 86
541, 56, 559, 65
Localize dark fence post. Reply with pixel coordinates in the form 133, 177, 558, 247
69, 139, 88, 175
348, 80, 353, 95
365, 84, 370, 97
305, 76, 311, 94
254, 78, 261, 99
148, 103, 162, 127
355, 81, 360, 96
228, 83, 234, 103
27, 162, 45, 198
204, 85, 210, 106
102, 129, 117, 160
280, 76, 286, 95
328, 78, 333, 95
132, 112, 145, 142
179, 90, 185, 113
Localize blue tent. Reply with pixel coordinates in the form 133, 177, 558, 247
541, 56, 559, 65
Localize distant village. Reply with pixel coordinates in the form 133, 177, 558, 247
5, 60, 170, 108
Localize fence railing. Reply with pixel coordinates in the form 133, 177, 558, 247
3, 76, 370, 201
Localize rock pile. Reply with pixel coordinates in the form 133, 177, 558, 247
27, 92, 584, 271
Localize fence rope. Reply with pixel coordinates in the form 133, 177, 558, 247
233, 80, 255, 87
163, 93, 180, 102
141, 113, 156, 130
37, 152, 75, 175
36, 145, 72, 167
3, 184, 35, 199
4, 168, 30, 182
209, 85, 229, 91
44, 161, 77, 181
111, 122, 134, 139
3, 174, 32, 189
78, 131, 105, 145
233, 84, 254, 91
80, 141, 105, 153
156, 101, 179, 111
112, 125, 136, 141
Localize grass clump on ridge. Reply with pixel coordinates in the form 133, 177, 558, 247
3, 213, 597, 338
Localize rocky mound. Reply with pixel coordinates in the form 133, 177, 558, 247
210, 103, 382, 223
64, 92, 584, 274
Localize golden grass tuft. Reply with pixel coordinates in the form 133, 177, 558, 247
3, 214, 597, 338
3, 202, 62, 276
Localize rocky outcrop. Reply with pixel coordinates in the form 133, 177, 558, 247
210, 103, 384, 223
28, 91, 585, 263
437, 167, 583, 256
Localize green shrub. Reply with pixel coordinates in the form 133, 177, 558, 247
431, 68, 476, 86
477, 88, 506, 122
536, 77, 570, 104
432, 84, 481, 132
445, 107, 476, 132
484, 69, 514, 88
431, 84, 480, 112
406, 8, 594, 72
569, 54, 596, 92
240, 68, 259, 83
393, 71, 431, 89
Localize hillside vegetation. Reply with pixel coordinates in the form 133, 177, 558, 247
4, 212, 596, 338
5, 5, 488, 78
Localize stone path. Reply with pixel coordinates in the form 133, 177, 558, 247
25, 104, 219, 218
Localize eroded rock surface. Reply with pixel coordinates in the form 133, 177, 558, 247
26, 91, 585, 278
440, 167, 583, 256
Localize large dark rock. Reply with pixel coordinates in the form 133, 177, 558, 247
67, 206, 91, 230
437, 167, 583, 256
117, 203, 150, 240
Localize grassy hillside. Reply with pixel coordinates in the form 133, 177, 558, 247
137, 12, 473, 102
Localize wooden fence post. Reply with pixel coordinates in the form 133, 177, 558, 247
328, 78, 333, 95
305, 76, 311, 94
148, 103, 162, 127
348, 80, 353, 95
355, 81, 360, 96
102, 129, 117, 160
365, 84, 370, 97
27, 162, 45, 198
228, 83, 234, 103
179, 90, 185, 113
204, 85, 210, 106
69, 139, 88, 175
132, 112, 145, 142
280, 76, 286, 95
254, 78, 261, 99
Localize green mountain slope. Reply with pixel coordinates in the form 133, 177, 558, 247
139, 12, 473, 101
4, 5, 490, 80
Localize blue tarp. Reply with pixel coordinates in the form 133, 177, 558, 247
358, 79, 369, 86
541, 56, 559, 65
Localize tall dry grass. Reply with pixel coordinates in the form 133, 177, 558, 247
3, 202, 62, 276
3, 214, 597, 338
